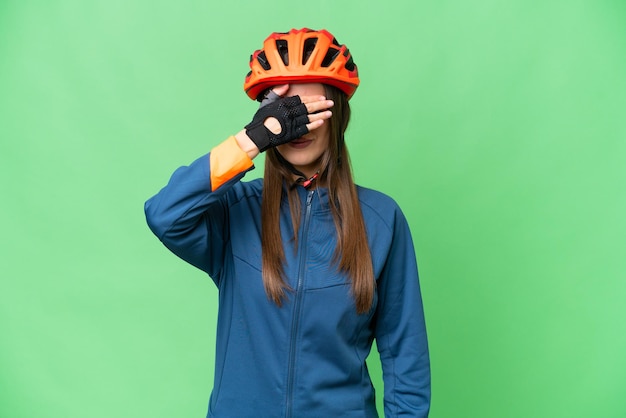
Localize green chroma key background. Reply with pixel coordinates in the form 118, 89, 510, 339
1, 1, 624, 417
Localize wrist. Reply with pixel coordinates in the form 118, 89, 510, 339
234, 130, 261, 159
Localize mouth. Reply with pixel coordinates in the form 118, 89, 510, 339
288, 138, 313, 149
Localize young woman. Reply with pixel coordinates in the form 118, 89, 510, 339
145, 28, 430, 418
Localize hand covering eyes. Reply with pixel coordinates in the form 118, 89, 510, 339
245, 95, 310, 153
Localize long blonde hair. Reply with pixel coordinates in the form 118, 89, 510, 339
260, 85, 375, 314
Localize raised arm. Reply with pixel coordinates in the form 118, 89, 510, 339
144, 136, 254, 278
144, 87, 333, 279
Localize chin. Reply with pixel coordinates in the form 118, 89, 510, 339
277, 150, 322, 175
285, 154, 315, 166
286, 159, 318, 173
278, 149, 319, 165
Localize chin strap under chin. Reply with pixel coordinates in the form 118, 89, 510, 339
274, 151, 320, 189
298, 172, 319, 189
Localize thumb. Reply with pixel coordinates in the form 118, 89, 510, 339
259, 84, 290, 108
271, 84, 289, 96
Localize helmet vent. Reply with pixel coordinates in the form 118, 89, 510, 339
302, 38, 318, 65
345, 55, 355, 72
321, 47, 340, 67
256, 51, 271, 70
276, 40, 289, 65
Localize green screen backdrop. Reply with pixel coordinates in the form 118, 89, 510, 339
1, 1, 625, 417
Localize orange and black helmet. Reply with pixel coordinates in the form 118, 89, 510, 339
244, 28, 360, 101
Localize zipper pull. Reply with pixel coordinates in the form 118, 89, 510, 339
306, 189, 315, 206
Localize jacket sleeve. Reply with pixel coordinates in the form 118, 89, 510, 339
144, 136, 254, 282
374, 208, 431, 417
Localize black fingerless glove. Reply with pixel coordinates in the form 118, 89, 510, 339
245, 96, 309, 152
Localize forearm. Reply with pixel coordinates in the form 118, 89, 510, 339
375, 209, 431, 417
144, 136, 254, 274
379, 332, 430, 417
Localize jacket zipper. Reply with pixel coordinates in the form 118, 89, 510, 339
285, 189, 315, 418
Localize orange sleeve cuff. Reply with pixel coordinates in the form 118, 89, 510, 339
209, 136, 254, 191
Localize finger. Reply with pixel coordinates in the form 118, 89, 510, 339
290, 103, 308, 117
304, 99, 334, 114
306, 119, 326, 132
294, 111, 330, 129
294, 124, 309, 138
259, 85, 290, 108
294, 114, 310, 126
282, 96, 303, 108
300, 94, 327, 104
306, 110, 332, 123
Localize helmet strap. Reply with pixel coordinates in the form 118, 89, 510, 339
298, 171, 320, 189
275, 150, 320, 189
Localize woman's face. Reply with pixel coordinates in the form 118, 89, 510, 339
276, 83, 330, 179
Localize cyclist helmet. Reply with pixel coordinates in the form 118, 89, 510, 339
244, 28, 360, 100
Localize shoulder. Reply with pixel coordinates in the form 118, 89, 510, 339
356, 185, 407, 232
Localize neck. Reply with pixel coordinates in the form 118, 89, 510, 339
293, 171, 321, 189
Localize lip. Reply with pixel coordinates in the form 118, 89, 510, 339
288, 138, 313, 149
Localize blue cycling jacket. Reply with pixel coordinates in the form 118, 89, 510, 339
145, 137, 430, 417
